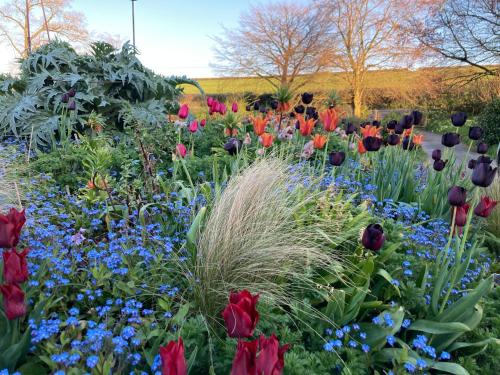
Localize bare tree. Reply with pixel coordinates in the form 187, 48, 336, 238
0, 0, 88, 57
408, 0, 499, 81
321, 0, 414, 116
211, 1, 331, 88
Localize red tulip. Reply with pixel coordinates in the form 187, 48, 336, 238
0, 208, 26, 248
260, 133, 274, 148
2, 248, 29, 284
159, 337, 188, 375
255, 334, 290, 375
474, 196, 497, 218
200, 119, 207, 127
176, 144, 187, 158
188, 120, 198, 133
231, 339, 258, 375
0, 283, 26, 320
222, 290, 259, 338
232, 102, 239, 113
454, 204, 470, 227
178, 104, 189, 119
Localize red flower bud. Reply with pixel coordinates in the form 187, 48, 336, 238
178, 104, 189, 119
0, 283, 26, 320
2, 248, 29, 284
0, 208, 26, 248
159, 337, 187, 375
256, 334, 290, 375
474, 196, 497, 218
222, 290, 259, 338
176, 144, 187, 158
232, 102, 239, 113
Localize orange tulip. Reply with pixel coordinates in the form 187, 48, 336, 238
312, 134, 327, 149
360, 125, 381, 138
358, 140, 367, 154
260, 133, 274, 148
413, 134, 424, 145
319, 108, 339, 132
403, 128, 413, 137
297, 114, 315, 137
251, 115, 269, 136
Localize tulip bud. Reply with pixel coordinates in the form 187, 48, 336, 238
477, 142, 488, 154
345, 122, 356, 135
159, 338, 188, 375
477, 155, 492, 164
467, 159, 477, 169
200, 119, 206, 127
270, 100, 279, 110
220, 103, 227, 115
188, 120, 198, 133
362, 224, 385, 251
222, 290, 259, 338
362, 136, 383, 152
67, 87, 76, 97
471, 162, 497, 187
432, 149, 442, 161
455, 204, 470, 227
411, 110, 423, 126
231, 102, 238, 113
387, 134, 400, 146
245, 104, 251, 111
329, 151, 346, 166
474, 196, 498, 218
207, 97, 214, 107
400, 115, 414, 129
433, 159, 447, 171
394, 123, 404, 135
386, 120, 397, 130
402, 137, 415, 150
451, 112, 467, 127
67, 100, 76, 111
294, 105, 305, 114
2, 248, 29, 284
468, 126, 483, 141
0, 283, 26, 320
301, 92, 313, 104
178, 104, 189, 119
61, 93, 69, 103
372, 120, 381, 127
175, 144, 187, 158
253, 101, 260, 111
224, 138, 243, 156
0, 208, 26, 248
441, 133, 460, 147
448, 186, 467, 207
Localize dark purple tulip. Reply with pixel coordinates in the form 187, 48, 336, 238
441, 133, 460, 147
468, 126, 483, 141
372, 120, 381, 127
448, 186, 467, 207
61, 93, 69, 103
301, 92, 313, 105
402, 137, 415, 150
387, 134, 400, 146
259, 106, 267, 114
477, 142, 488, 154
270, 100, 279, 110
386, 120, 397, 130
67, 87, 76, 97
245, 105, 252, 112
67, 100, 76, 111
363, 136, 383, 152
361, 224, 385, 251
394, 123, 404, 135
224, 138, 243, 156
432, 149, 442, 161
294, 105, 305, 114
468, 159, 477, 169
345, 123, 356, 135
451, 112, 467, 127
471, 163, 497, 188
477, 155, 492, 164
400, 115, 414, 129
289, 112, 296, 118
305, 106, 316, 118
411, 110, 423, 126
433, 159, 447, 171
253, 102, 260, 111
329, 151, 346, 166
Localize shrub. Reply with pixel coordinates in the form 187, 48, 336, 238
476, 97, 500, 145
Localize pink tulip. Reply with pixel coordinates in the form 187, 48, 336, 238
200, 119, 207, 127
232, 102, 238, 113
207, 97, 214, 107
220, 103, 227, 115
178, 104, 189, 119
188, 120, 198, 133
176, 144, 187, 158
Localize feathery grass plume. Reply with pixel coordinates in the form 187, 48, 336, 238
192, 158, 362, 330
0, 152, 22, 211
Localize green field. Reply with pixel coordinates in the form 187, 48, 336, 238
182, 66, 485, 95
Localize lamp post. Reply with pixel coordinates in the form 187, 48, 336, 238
131, 0, 137, 49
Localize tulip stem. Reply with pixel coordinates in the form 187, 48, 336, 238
321, 137, 329, 176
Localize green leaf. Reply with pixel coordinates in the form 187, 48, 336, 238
187, 206, 206, 246
431, 362, 470, 375
376, 269, 401, 297
408, 320, 470, 334
172, 303, 190, 326
448, 338, 499, 353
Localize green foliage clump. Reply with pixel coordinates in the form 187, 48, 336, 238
476, 97, 500, 145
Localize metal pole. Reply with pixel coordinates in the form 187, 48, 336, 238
131, 0, 137, 49
25, 0, 31, 56
40, 0, 51, 42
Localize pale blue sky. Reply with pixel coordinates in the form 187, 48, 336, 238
0, 0, 252, 77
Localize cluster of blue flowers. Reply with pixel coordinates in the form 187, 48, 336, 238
323, 324, 370, 354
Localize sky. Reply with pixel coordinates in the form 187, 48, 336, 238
0, 0, 252, 77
